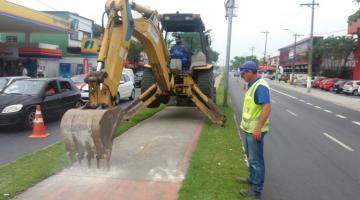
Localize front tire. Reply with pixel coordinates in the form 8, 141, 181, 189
130, 89, 135, 100
23, 108, 35, 130
196, 69, 215, 100
353, 90, 359, 96
115, 92, 121, 105
141, 68, 161, 108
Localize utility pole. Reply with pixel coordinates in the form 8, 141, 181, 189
291, 33, 304, 85
223, 0, 238, 107
250, 46, 255, 58
261, 31, 270, 64
301, 0, 319, 93
282, 28, 303, 85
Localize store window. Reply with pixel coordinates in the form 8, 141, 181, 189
83, 31, 91, 39
70, 31, 79, 41
6, 36, 17, 43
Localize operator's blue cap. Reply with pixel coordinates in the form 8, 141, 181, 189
240, 61, 258, 72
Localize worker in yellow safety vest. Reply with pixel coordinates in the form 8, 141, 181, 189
235, 61, 271, 200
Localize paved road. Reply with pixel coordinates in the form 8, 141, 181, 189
229, 76, 360, 200
0, 89, 141, 165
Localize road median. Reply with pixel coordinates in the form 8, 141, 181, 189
178, 79, 250, 200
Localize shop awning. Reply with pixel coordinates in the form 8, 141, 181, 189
0, 0, 69, 33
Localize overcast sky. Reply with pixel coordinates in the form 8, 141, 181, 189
9, 0, 359, 64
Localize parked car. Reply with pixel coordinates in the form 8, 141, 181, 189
0, 78, 81, 129
332, 80, 348, 94
279, 74, 289, 82
123, 68, 135, 85
73, 73, 135, 103
71, 74, 88, 101
322, 78, 341, 91
312, 76, 327, 88
266, 74, 275, 80
0, 76, 30, 92
343, 80, 360, 96
116, 73, 136, 104
134, 71, 143, 88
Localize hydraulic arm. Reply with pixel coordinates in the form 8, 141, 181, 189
60, 0, 225, 168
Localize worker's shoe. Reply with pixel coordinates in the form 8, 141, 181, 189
239, 189, 261, 199
235, 176, 252, 184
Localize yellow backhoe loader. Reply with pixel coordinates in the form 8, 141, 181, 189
60, 0, 225, 168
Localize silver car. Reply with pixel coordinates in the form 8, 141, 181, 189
343, 80, 360, 96
0, 76, 30, 92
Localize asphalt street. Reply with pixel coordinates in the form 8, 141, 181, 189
0, 89, 141, 165
229, 75, 360, 200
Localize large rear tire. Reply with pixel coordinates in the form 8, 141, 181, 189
196, 69, 215, 100
141, 68, 162, 108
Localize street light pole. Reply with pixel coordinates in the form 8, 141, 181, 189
261, 31, 270, 64
223, 0, 237, 107
250, 46, 255, 58
301, 0, 319, 93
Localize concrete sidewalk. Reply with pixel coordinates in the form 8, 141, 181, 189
268, 80, 360, 112
14, 107, 205, 200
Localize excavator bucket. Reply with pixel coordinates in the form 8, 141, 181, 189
60, 106, 124, 168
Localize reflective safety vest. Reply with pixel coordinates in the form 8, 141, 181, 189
240, 78, 270, 133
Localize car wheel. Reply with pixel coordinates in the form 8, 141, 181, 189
75, 101, 83, 108
130, 89, 135, 100
23, 108, 35, 130
115, 92, 121, 105
353, 90, 359, 96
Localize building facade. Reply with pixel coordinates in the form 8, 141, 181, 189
0, 11, 99, 78
278, 36, 323, 76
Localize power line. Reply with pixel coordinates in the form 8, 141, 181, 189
36, 0, 58, 11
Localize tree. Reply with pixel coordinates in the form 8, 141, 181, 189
230, 55, 259, 70
208, 48, 219, 63
127, 40, 144, 63
313, 36, 357, 78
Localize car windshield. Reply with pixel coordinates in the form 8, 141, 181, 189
71, 75, 85, 84
0, 78, 8, 90
3, 80, 45, 95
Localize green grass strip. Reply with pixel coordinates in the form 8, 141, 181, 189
0, 105, 166, 200
178, 80, 252, 200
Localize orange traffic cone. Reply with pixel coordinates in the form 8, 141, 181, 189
29, 105, 49, 138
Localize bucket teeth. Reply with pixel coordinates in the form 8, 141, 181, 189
60, 107, 123, 169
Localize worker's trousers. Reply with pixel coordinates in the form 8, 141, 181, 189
243, 132, 267, 193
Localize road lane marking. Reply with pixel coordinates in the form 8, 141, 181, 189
314, 106, 322, 109
306, 103, 313, 106
335, 114, 347, 119
323, 133, 354, 152
299, 99, 306, 103
286, 109, 297, 117
352, 121, 360, 126
270, 88, 297, 99
324, 110, 332, 113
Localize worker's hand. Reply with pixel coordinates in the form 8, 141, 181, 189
252, 126, 262, 141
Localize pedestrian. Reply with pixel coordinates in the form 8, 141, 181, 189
236, 61, 271, 200
22, 66, 28, 76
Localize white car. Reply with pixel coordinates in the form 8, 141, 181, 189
71, 73, 135, 103
343, 80, 360, 96
123, 68, 135, 86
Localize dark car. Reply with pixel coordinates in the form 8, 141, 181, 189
0, 76, 30, 92
134, 71, 143, 88
333, 80, 348, 93
279, 74, 289, 82
0, 78, 82, 129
